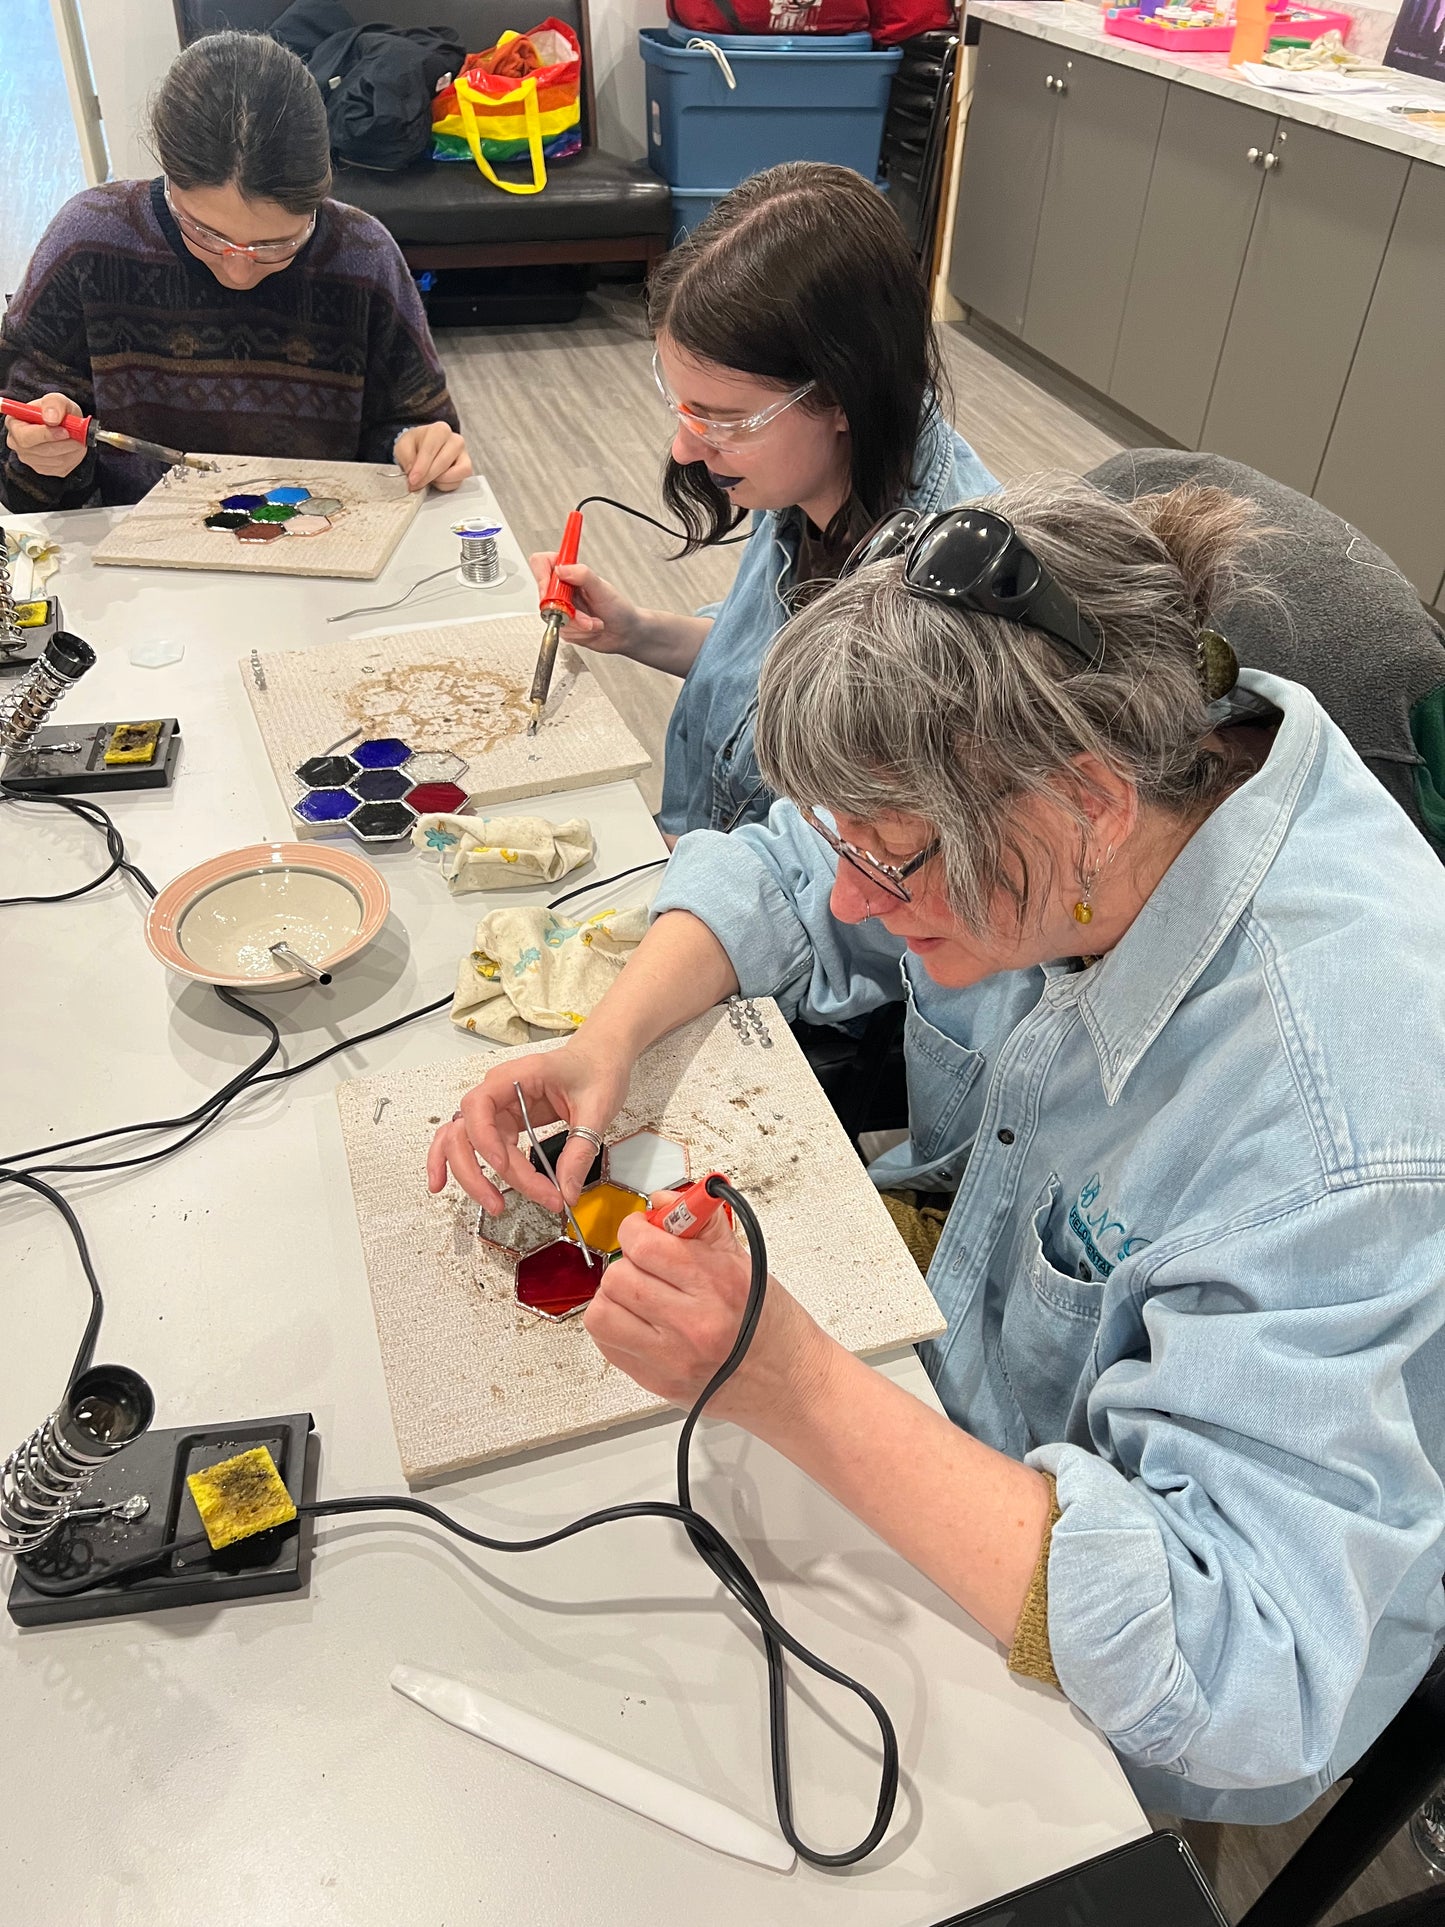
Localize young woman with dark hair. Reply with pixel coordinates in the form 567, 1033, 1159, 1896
0, 31, 470, 511
528, 163, 997, 837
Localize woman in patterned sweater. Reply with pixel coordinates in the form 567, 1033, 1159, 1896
0, 30, 470, 510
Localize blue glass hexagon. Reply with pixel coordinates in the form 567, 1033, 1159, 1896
352, 737, 412, 769
351, 766, 413, 802
293, 787, 359, 824
266, 486, 311, 506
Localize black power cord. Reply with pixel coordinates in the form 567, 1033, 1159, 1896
2, 793, 901, 1864
19, 1178, 898, 1867
573, 494, 752, 548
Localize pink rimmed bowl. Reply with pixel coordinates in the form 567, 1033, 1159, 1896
145, 841, 390, 990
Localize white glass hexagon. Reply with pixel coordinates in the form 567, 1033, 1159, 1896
604, 1129, 690, 1196
404, 749, 470, 786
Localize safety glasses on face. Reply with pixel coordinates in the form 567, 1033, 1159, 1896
651, 349, 816, 453
163, 181, 316, 263
844, 505, 1106, 671
798, 806, 941, 905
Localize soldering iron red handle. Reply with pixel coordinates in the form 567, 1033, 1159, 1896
540, 509, 584, 620
0, 396, 93, 446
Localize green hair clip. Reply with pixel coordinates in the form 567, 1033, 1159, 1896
1197, 627, 1239, 702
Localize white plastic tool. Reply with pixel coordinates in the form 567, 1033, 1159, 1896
390, 1664, 796, 1873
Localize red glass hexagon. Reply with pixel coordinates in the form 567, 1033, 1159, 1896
406, 781, 470, 814
515, 1239, 602, 1320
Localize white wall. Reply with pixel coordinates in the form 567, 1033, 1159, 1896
591, 0, 670, 159
72, 0, 659, 177
75, 0, 180, 181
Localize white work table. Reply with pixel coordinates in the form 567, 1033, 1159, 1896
0, 477, 1144, 1925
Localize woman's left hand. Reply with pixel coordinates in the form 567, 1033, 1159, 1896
584, 1191, 837, 1435
394, 421, 473, 492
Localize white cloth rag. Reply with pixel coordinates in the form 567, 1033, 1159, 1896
412, 811, 592, 895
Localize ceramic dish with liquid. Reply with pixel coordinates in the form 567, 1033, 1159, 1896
145, 841, 390, 989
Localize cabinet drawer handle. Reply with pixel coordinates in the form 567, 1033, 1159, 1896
1262, 151, 1279, 168
1246, 146, 1261, 162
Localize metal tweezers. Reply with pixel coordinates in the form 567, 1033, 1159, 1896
514, 1081, 595, 1268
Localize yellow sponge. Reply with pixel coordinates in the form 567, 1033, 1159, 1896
187, 1446, 297, 1550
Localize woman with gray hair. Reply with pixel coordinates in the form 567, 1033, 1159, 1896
429, 477, 1445, 1824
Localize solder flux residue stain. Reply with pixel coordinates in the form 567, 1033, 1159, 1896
344, 662, 529, 757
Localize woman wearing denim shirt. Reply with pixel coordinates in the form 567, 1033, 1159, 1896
527, 162, 996, 837
435, 475, 1445, 1824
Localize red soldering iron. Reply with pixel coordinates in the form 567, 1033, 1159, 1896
527, 508, 584, 735
646, 1174, 734, 1240
0, 397, 218, 473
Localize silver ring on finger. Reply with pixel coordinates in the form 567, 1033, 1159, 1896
567, 1125, 605, 1152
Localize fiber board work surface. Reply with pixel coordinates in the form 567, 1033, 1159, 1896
91, 456, 421, 579
335, 1006, 946, 1481
244, 614, 650, 824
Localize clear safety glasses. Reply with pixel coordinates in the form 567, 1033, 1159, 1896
651, 349, 815, 453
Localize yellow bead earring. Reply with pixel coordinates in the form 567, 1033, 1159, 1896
1072, 844, 1114, 926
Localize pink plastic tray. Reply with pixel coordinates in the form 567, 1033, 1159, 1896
1103, 4, 1352, 50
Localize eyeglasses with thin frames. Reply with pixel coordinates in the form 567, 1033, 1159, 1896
164, 181, 316, 263
651, 350, 815, 454
797, 806, 940, 906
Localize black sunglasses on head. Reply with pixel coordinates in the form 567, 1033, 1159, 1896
842, 506, 1106, 670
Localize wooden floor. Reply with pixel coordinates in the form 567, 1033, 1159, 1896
438, 293, 1442, 1922
0, 0, 86, 305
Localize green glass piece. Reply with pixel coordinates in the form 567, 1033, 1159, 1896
249, 503, 298, 523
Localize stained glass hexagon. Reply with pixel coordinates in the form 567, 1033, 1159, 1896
349, 800, 416, 843
352, 737, 412, 769
404, 749, 469, 786
563, 1182, 649, 1258
515, 1239, 601, 1321
477, 1194, 563, 1263
604, 1130, 691, 1196
406, 781, 469, 816
293, 787, 359, 825
350, 766, 413, 802
528, 1128, 604, 1192
296, 753, 361, 788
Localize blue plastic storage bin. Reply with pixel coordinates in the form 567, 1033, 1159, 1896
639, 27, 902, 192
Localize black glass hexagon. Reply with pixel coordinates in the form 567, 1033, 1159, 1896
296, 754, 361, 789
351, 766, 414, 802
349, 800, 417, 844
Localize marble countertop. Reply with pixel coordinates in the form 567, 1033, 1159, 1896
968, 0, 1445, 167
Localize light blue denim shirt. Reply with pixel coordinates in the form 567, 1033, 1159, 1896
652, 671, 1445, 1823
656, 407, 997, 836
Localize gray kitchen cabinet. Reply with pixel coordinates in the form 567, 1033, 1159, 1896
1198, 121, 1409, 494
948, 23, 1058, 334
1109, 86, 1277, 445
1314, 160, 1445, 603
1022, 53, 1168, 392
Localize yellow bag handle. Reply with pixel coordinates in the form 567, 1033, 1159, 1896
455, 39, 547, 196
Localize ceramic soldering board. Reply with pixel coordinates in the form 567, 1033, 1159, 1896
243, 614, 650, 826
90, 455, 422, 580
335, 1005, 946, 1481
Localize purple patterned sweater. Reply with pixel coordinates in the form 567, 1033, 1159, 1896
0, 178, 459, 511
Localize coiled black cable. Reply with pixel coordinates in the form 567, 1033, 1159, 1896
19, 1178, 898, 1865
3, 795, 899, 1864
